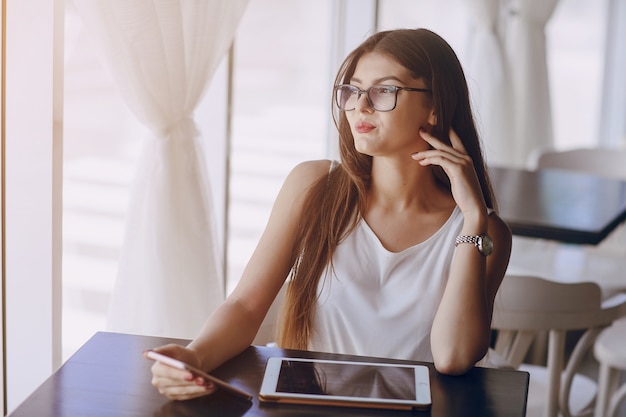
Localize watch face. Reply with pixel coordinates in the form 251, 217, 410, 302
479, 235, 493, 256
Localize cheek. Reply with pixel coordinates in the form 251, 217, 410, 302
384, 114, 423, 136
405, 110, 434, 136
384, 116, 431, 147
344, 113, 358, 132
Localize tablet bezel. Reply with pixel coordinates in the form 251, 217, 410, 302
259, 357, 431, 410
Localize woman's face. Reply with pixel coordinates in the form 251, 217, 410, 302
343, 52, 435, 158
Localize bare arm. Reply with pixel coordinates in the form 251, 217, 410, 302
430, 212, 511, 374
413, 128, 512, 374
149, 160, 332, 399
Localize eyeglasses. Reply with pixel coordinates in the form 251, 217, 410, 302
334, 84, 432, 112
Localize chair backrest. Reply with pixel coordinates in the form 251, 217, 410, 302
492, 275, 603, 335
491, 275, 626, 417
534, 148, 626, 180
493, 275, 596, 367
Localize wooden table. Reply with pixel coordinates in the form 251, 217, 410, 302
490, 166, 626, 245
8, 332, 529, 417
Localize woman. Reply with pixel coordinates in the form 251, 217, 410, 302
149, 28, 511, 400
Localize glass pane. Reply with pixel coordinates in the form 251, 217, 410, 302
378, 0, 608, 151
547, 0, 608, 149
63, 0, 335, 357
63, 3, 144, 360
227, 0, 333, 292
377, 0, 469, 54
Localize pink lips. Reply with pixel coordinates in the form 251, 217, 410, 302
355, 121, 375, 133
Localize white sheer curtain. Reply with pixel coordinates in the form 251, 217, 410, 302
73, 0, 249, 339
505, 0, 559, 167
464, 0, 514, 167
599, 0, 626, 148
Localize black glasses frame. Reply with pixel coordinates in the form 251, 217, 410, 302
334, 84, 432, 112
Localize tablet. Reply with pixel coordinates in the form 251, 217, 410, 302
259, 357, 431, 410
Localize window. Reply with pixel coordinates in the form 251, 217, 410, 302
547, 0, 608, 149
378, 0, 609, 151
227, 0, 333, 291
63, 2, 145, 359
60, 0, 610, 361
62, 0, 333, 358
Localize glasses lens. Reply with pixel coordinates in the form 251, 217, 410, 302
334, 85, 399, 111
369, 86, 397, 111
335, 85, 358, 110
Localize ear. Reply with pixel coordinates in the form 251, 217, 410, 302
428, 109, 437, 126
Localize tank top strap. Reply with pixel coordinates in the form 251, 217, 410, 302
329, 159, 339, 174
327, 160, 340, 183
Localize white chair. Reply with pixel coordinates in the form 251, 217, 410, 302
492, 274, 626, 417
532, 147, 626, 181
594, 318, 626, 417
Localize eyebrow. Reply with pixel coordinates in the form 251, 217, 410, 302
350, 75, 406, 85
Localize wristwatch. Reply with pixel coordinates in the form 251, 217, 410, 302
454, 234, 493, 256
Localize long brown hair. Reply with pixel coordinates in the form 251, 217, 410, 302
277, 28, 496, 349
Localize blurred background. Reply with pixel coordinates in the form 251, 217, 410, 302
62, 0, 609, 359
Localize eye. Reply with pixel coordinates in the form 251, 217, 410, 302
339, 85, 358, 95
370, 86, 396, 95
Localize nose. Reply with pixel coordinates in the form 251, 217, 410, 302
355, 91, 373, 112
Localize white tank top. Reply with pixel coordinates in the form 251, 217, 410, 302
308, 206, 463, 362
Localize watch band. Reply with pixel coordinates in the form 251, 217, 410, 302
455, 234, 493, 256
455, 235, 479, 247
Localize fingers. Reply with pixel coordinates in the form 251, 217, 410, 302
151, 361, 216, 400
417, 128, 466, 155
149, 344, 203, 370
148, 344, 214, 400
412, 128, 487, 215
154, 378, 216, 400
149, 344, 187, 360
150, 358, 193, 381
447, 128, 467, 153
412, 128, 470, 166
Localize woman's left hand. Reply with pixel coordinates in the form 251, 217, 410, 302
411, 128, 487, 220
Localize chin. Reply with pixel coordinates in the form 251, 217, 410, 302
354, 144, 375, 157
353, 138, 376, 155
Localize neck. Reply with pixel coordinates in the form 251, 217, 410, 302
368, 157, 452, 213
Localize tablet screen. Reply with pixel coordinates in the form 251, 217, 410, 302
260, 357, 431, 410
276, 359, 417, 400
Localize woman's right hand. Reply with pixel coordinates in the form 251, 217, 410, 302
146, 344, 217, 400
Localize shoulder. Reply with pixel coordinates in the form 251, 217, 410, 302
271, 160, 335, 211
290, 159, 335, 178
283, 159, 335, 191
